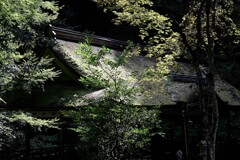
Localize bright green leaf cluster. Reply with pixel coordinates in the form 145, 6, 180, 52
8, 112, 59, 130
0, 0, 61, 103
64, 39, 162, 159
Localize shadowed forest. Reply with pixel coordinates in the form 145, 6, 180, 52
1, 0, 240, 160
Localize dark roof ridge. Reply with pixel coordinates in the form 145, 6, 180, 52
48, 25, 128, 50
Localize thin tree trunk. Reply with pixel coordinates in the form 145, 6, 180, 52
198, 1, 219, 160
165, 1, 219, 159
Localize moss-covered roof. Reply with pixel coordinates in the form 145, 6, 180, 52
6, 26, 239, 108
49, 37, 240, 107
51, 39, 181, 105
215, 77, 240, 106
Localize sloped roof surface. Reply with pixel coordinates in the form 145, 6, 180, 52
49, 38, 153, 106
4, 26, 239, 110
49, 26, 240, 107
53, 39, 200, 106
215, 77, 240, 106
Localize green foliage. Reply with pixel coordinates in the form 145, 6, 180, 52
93, 0, 240, 67
64, 103, 161, 160
92, 0, 181, 98
94, 0, 172, 56
0, 0, 60, 48
0, 0, 61, 157
8, 112, 59, 130
63, 40, 162, 159
0, 0, 59, 27
92, 1, 240, 160
0, 0, 61, 103
0, 52, 61, 94
0, 111, 58, 156
0, 112, 16, 151
31, 134, 59, 149
77, 39, 141, 101
180, 0, 239, 56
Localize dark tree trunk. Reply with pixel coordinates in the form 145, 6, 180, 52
176, 0, 219, 159
197, 1, 219, 160
198, 73, 219, 160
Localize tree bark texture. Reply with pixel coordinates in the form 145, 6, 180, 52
196, 1, 219, 160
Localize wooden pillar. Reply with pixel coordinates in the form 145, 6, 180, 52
25, 124, 31, 160
170, 120, 174, 142
227, 109, 231, 142
182, 108, 189, 160
58, 126, 64, 160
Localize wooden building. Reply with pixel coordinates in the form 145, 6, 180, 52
2, 25, 240, 160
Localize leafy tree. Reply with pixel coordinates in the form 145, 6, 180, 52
0, 0, 61, 103
92, 0, 240, 160
0, 0, 61, 157
63, 40, 162, 159
0, 111, 58, 159
0, 112, 17, 154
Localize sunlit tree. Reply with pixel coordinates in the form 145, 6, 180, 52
0, 0, 61, 157
63, 40, 162, 159
92, 0, 240, 160
0, 0, 61, 103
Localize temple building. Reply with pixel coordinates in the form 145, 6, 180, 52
2, 25, 240, 159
